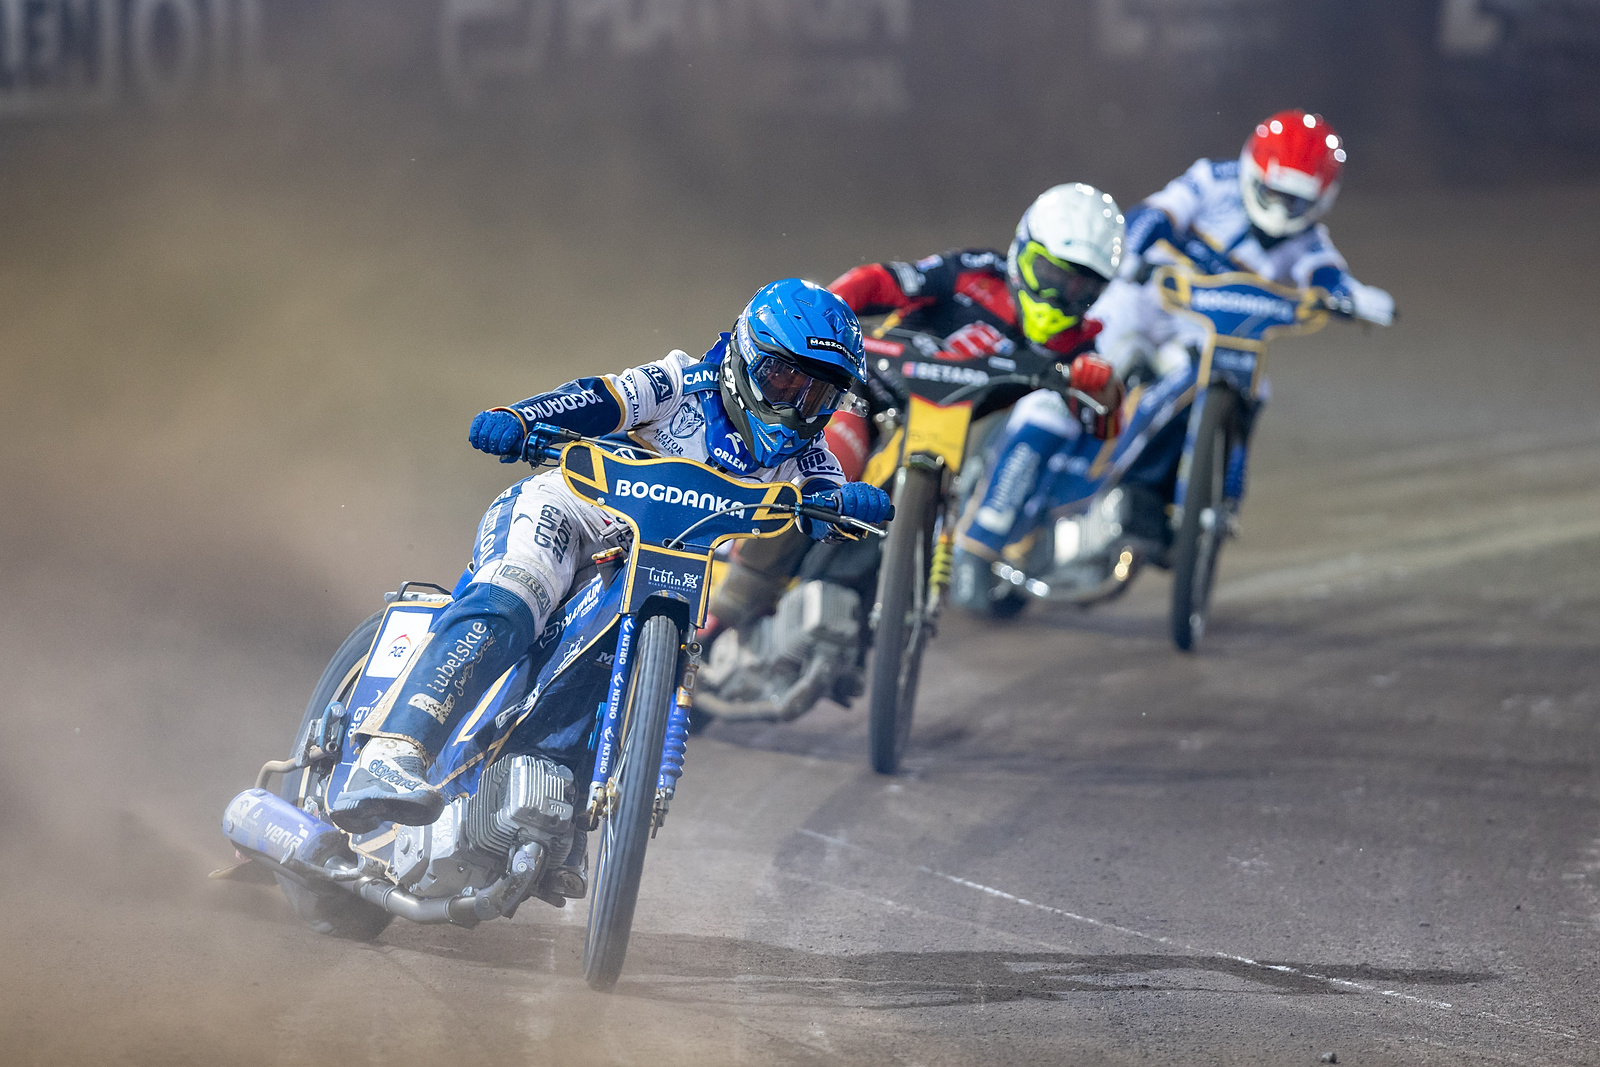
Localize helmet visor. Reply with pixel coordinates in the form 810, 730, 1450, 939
1016, 242, 1108, 318
747, 353, 847, 421
1251, 182, 1316, 221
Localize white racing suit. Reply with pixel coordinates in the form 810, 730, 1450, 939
356, 341, 846, 757
961, 156, 1392, 560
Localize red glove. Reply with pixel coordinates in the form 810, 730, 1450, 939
1064, 355, 1125, 440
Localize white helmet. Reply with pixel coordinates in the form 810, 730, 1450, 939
1006, 184, 1125, 346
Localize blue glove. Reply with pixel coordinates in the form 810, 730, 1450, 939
803, 482, 893, 540
469, 409, 527, 462
835, 481, 893, 524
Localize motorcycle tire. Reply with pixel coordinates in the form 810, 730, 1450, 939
867, 464, 939, 775
275, 610, 395, 941
582, 613, 680, 991
1170, 387, 1240, 652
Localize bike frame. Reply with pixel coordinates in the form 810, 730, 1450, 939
319, 440, 803, 866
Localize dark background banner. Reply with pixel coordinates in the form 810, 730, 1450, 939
0, 0, 1591, 210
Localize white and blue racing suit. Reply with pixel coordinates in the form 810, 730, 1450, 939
961, 157, 1391, 559
356, 338, 846, 757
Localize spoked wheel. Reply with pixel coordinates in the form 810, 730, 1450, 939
1170, 387, 1240, 652
582, 613, 681, 991
867, 464, 940, 774
275, 611, 394, 941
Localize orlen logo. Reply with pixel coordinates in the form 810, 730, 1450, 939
1190, 288, 1296, 322
612, 479, 748, 517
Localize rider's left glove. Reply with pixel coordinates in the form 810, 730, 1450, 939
468, 408, 528, 463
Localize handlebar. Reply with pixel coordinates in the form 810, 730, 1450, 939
518, 422, 894, 539
791, 501, 893, 538
519, 423, 586, 464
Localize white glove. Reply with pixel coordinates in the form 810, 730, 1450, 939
1348, 281, 1395, 326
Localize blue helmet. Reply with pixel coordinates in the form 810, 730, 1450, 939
721, 278, 866, 466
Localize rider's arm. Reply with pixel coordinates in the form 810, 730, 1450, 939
1118, 159, 1216, 278
506, 354, 689, 437
828, 249, 989, 315
782, 443, 859, 542
1298, 229, 1394, 325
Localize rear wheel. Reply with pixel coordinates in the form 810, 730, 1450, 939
274, 611, 394, 941
582, 613, 681, 991
867, 465, 940, 774
1170, 388, 1239, 652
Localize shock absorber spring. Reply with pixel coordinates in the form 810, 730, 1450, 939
659, 699, 689, 793
929, 530, 955, 595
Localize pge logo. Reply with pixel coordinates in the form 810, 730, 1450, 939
0, 0, 276, 116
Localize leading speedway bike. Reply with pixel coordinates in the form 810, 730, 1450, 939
215, 427, 884, 991
960, 257, 1386, 650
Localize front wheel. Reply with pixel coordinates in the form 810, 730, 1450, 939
1170, 387, 1240, 652
582, 613, 680, 991
867, 464, 940, 774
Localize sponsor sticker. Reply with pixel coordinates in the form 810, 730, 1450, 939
806, 335, 854, 360
517, 389, 603, 423
901, 361, 989, 386
681, 364, 719, 391
798, 447, 840, 475
641, 364, 674, 404
611, 478, 748, 517
1190, 287, 1296, 322
367, 610, 436, 679
668, 402, 705, 441
642, 565, 701, 591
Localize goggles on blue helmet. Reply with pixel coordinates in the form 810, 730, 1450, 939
747, 352, 847, 421
733, 319, 850, 433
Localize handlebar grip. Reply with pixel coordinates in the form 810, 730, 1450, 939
796, 502, 897, 525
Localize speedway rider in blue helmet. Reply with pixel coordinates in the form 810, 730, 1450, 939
331, 279, 892, 833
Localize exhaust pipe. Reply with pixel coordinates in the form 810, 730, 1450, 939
695, 656, 831, 722
221, 788, 535, 928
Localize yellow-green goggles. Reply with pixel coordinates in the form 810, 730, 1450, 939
1015, 241, 1106, 319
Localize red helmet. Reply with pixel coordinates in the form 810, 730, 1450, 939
1240, 110, 1344, 238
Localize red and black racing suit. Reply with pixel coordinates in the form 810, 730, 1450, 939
820, 249, 1100, 477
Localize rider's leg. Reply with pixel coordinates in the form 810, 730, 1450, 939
332, 474, 597, 832
955, 388, 1080, 560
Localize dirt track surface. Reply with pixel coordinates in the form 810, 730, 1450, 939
2, 131, 1599, 1064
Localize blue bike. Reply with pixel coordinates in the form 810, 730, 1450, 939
962, 261, 1382, 650
217, 427, 884, 990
